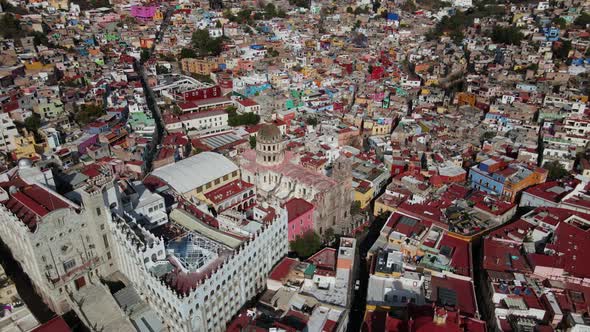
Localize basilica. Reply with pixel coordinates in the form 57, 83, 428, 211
240, 124, 355, 236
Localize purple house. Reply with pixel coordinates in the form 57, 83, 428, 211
75, 134, 98, 155
131, 5, 157, 20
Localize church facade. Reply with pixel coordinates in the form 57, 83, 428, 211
240, 124, 354, 236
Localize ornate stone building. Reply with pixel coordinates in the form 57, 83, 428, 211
240, 124, 354, 236
0, 160, 116, 314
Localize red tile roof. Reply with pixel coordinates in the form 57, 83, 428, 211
204, 179, 253, 205
284, 198, 314, 223
307, 247, 336, 272
32, 316, 71, 332
268, 257, 299, 281
3, 184, 71, 231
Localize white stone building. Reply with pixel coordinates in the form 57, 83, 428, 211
0, 160, 117, 315
107, 203, 288, 331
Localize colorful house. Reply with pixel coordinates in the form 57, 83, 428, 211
284, 198, 314, 241
468, 158, 547, 203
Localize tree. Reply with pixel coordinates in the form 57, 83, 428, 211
191, 29, 222, 56
306, 116, 318, 126
0, 13, 24, 39
140, 49, 151, 63
543, 160, 569, 181
156, 65, 169, 75
75, 103, 105, 125
350, 201, 362, 215
401, 0, 417, 12
373, 0, 381, 13
490, 26, 524, 45
249, 135, 256, 148
24, 115, 41, 133
451, 30, 464, 45
346, 6, 353, 14
553, 40, 572, 60
289, 231, 322, 258
180, 48, 198, 59
323, 227, 335, 244
172, 105, 182, 115
574, 11, 590, 27
480, 131, 496, 143
552, 17, 567, 29
353, 20, 361, 30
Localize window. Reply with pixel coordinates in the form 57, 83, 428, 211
107, 251, 112, 260
63, 259, 76, 271
96, 207, 101, 216
103, 234, 109, 249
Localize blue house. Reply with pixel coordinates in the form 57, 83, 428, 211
468, 159, 506, 195
543, 27, 560, 41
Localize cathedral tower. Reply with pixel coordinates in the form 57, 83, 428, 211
256, 124, 284, 167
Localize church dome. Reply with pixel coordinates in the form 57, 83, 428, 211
258, 124, 281, 143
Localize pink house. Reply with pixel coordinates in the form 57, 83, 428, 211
284, 198, 314, 241
131, 5, 157, 20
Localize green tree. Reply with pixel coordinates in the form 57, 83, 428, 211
480, 131, 496, 143
140, 49, 151, 63
156, 65, 169, 75
490, 26, 524, 45
350, 201, 362, 215
172, 105, 182, 115
0, 13, 24, 39
552, 17, 567, 29
553, 40, 572, 59
401, 0, 417, 12
574, 11, 590, 27
180, 48, 198, 59
289, 231, 322, 258
323, 227, 335, 244
353, 20, 361, 30
451, 30, 464, 45
223, 9, 237, 21
306, 116, 318, 126
264, 3, 276, 16
191, 29, 222, 56
236, 8, 253, 24
543, 160, 569, 181
24, 115, 41, 133
249, 135, 256, 148
346, 6, 353, 14
75, 103, 105, 125
373, 0, 381, 13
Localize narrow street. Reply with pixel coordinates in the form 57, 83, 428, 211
346, 215, 386, 332
136, 7, 173, 172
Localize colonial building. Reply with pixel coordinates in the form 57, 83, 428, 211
0, 160, 116, 314
240, 124, 354, 236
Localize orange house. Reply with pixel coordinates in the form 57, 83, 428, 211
456, 92, 477, 106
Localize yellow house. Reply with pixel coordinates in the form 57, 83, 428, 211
354, 180, 374, 209
13, 134, 39, 160
48, 0, 68, 9
370, 123, 391, 136
24, 61, 54, 72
